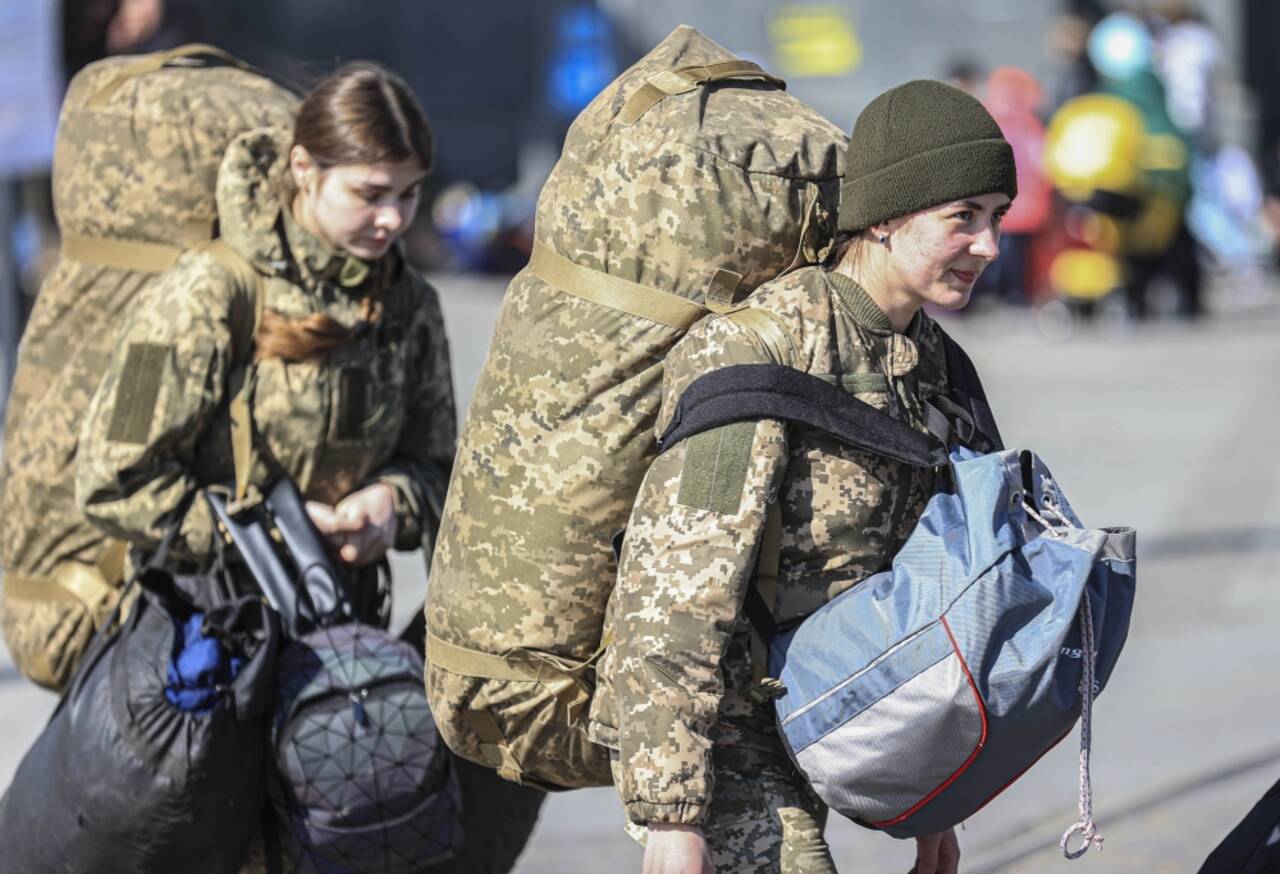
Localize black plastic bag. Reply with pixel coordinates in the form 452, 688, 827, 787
0, 548, 280, 873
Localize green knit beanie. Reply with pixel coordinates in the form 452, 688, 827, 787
837, 79, 1017, 232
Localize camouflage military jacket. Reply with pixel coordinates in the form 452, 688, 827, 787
590, 266, 951, 825
75, 129, 456, 559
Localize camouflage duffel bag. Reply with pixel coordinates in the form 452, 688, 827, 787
425, 25, 844, 790
0, 44, 296, 691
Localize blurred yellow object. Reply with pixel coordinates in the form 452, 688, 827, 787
770, 5, 862, 77
1050, 249, 1124, 300
1140, 132, 1188, 173
1045, 94, 1145, 201
1126, 193, 1182, 256
1082, 212, 1123, 253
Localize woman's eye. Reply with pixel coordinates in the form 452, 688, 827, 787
400, 187, 421, 202
953, 210, 973, 222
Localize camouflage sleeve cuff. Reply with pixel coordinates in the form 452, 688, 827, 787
624, 799, 707, 827
366, 469, 424, 551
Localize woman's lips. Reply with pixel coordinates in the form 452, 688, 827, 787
951, 268, 978, 283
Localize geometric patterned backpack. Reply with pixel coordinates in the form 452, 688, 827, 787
206, 480, 463, 872
270, 624, 463, 872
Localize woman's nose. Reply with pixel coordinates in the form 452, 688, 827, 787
375, 203, 406, 234
971, 225, 1001, 261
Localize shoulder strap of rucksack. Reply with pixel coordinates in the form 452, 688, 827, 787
199, 239, 265, 504
657, 363, 949, 467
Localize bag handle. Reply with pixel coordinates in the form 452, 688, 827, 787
87, 43, 256, 109
619, 60, 786, 125
205, 477, 352, 638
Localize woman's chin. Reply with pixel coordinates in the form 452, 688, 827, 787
929, 286, 973, 311
345, 239, 392, 260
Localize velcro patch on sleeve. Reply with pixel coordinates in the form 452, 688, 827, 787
677, 421, 757, 515
105, 343, 170, 445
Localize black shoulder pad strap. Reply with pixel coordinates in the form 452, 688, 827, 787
937, 327, 1003, 451
657, 364, 948, 469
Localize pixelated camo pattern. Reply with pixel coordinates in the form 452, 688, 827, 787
426, 25, 844, 789
1, 51, 297, 577
592, 267, 952, 826
0, 49, 298, 690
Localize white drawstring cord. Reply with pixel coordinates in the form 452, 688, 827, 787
1014, 486, 1104, 860
1060, 591, 1103, 859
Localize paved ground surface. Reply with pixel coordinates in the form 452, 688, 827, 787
3, 274, 1279, 873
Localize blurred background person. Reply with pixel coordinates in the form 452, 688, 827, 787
973, 65, 1053, 307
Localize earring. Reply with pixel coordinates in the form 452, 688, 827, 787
878, 232, 888, 244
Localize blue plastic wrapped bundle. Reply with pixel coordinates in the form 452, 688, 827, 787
165, 613, 245, 714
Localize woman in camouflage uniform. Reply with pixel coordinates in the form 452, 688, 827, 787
592, 80, 1017, 874
76, 61, 452, 603
72, 61, 449, 868
73, 63, 542, 873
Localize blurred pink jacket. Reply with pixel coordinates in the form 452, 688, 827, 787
985, 66, 1053, 234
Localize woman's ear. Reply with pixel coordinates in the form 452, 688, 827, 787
289, 145, 316, 192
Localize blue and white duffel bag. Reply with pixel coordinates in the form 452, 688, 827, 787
769, 445, 1134, 852
658, 352, 1136, 859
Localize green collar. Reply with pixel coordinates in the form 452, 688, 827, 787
824, 270, 893, 331
280, 206, 372, 288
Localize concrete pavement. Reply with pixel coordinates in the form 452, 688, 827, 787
3, 275, 1279, 873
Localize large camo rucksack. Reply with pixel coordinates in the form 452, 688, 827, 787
0, 45, 298, 690
425, 26, 844, 790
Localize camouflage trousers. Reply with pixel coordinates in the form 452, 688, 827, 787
609, 634, 838, 874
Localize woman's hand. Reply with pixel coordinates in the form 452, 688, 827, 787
642, 824, 714, 874
911, 828, 960, 874
306, 482, 398, 565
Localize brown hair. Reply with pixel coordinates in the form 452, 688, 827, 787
256, 62, 432, 363
823, 230, 871, 273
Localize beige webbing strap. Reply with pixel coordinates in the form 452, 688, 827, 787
527, 239, 707, 330
725, 307, 800, 366
749, 503, 784, 700
62, 235, 186, 273
426, 629, 613, 684
88, 43, 253, 108
5, 562, 116, 614
463, 695, 526, 783
228, 373, 257, 504
619, 60, 787, 125
428, 631, 542, 682
201, 239, 265, 503
704, 268, 744, 314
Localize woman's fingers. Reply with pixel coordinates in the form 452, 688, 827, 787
913, 832, 941, 874
306, 501, 341, 535
912, 829, 960, 874
939, 830, 961, 874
